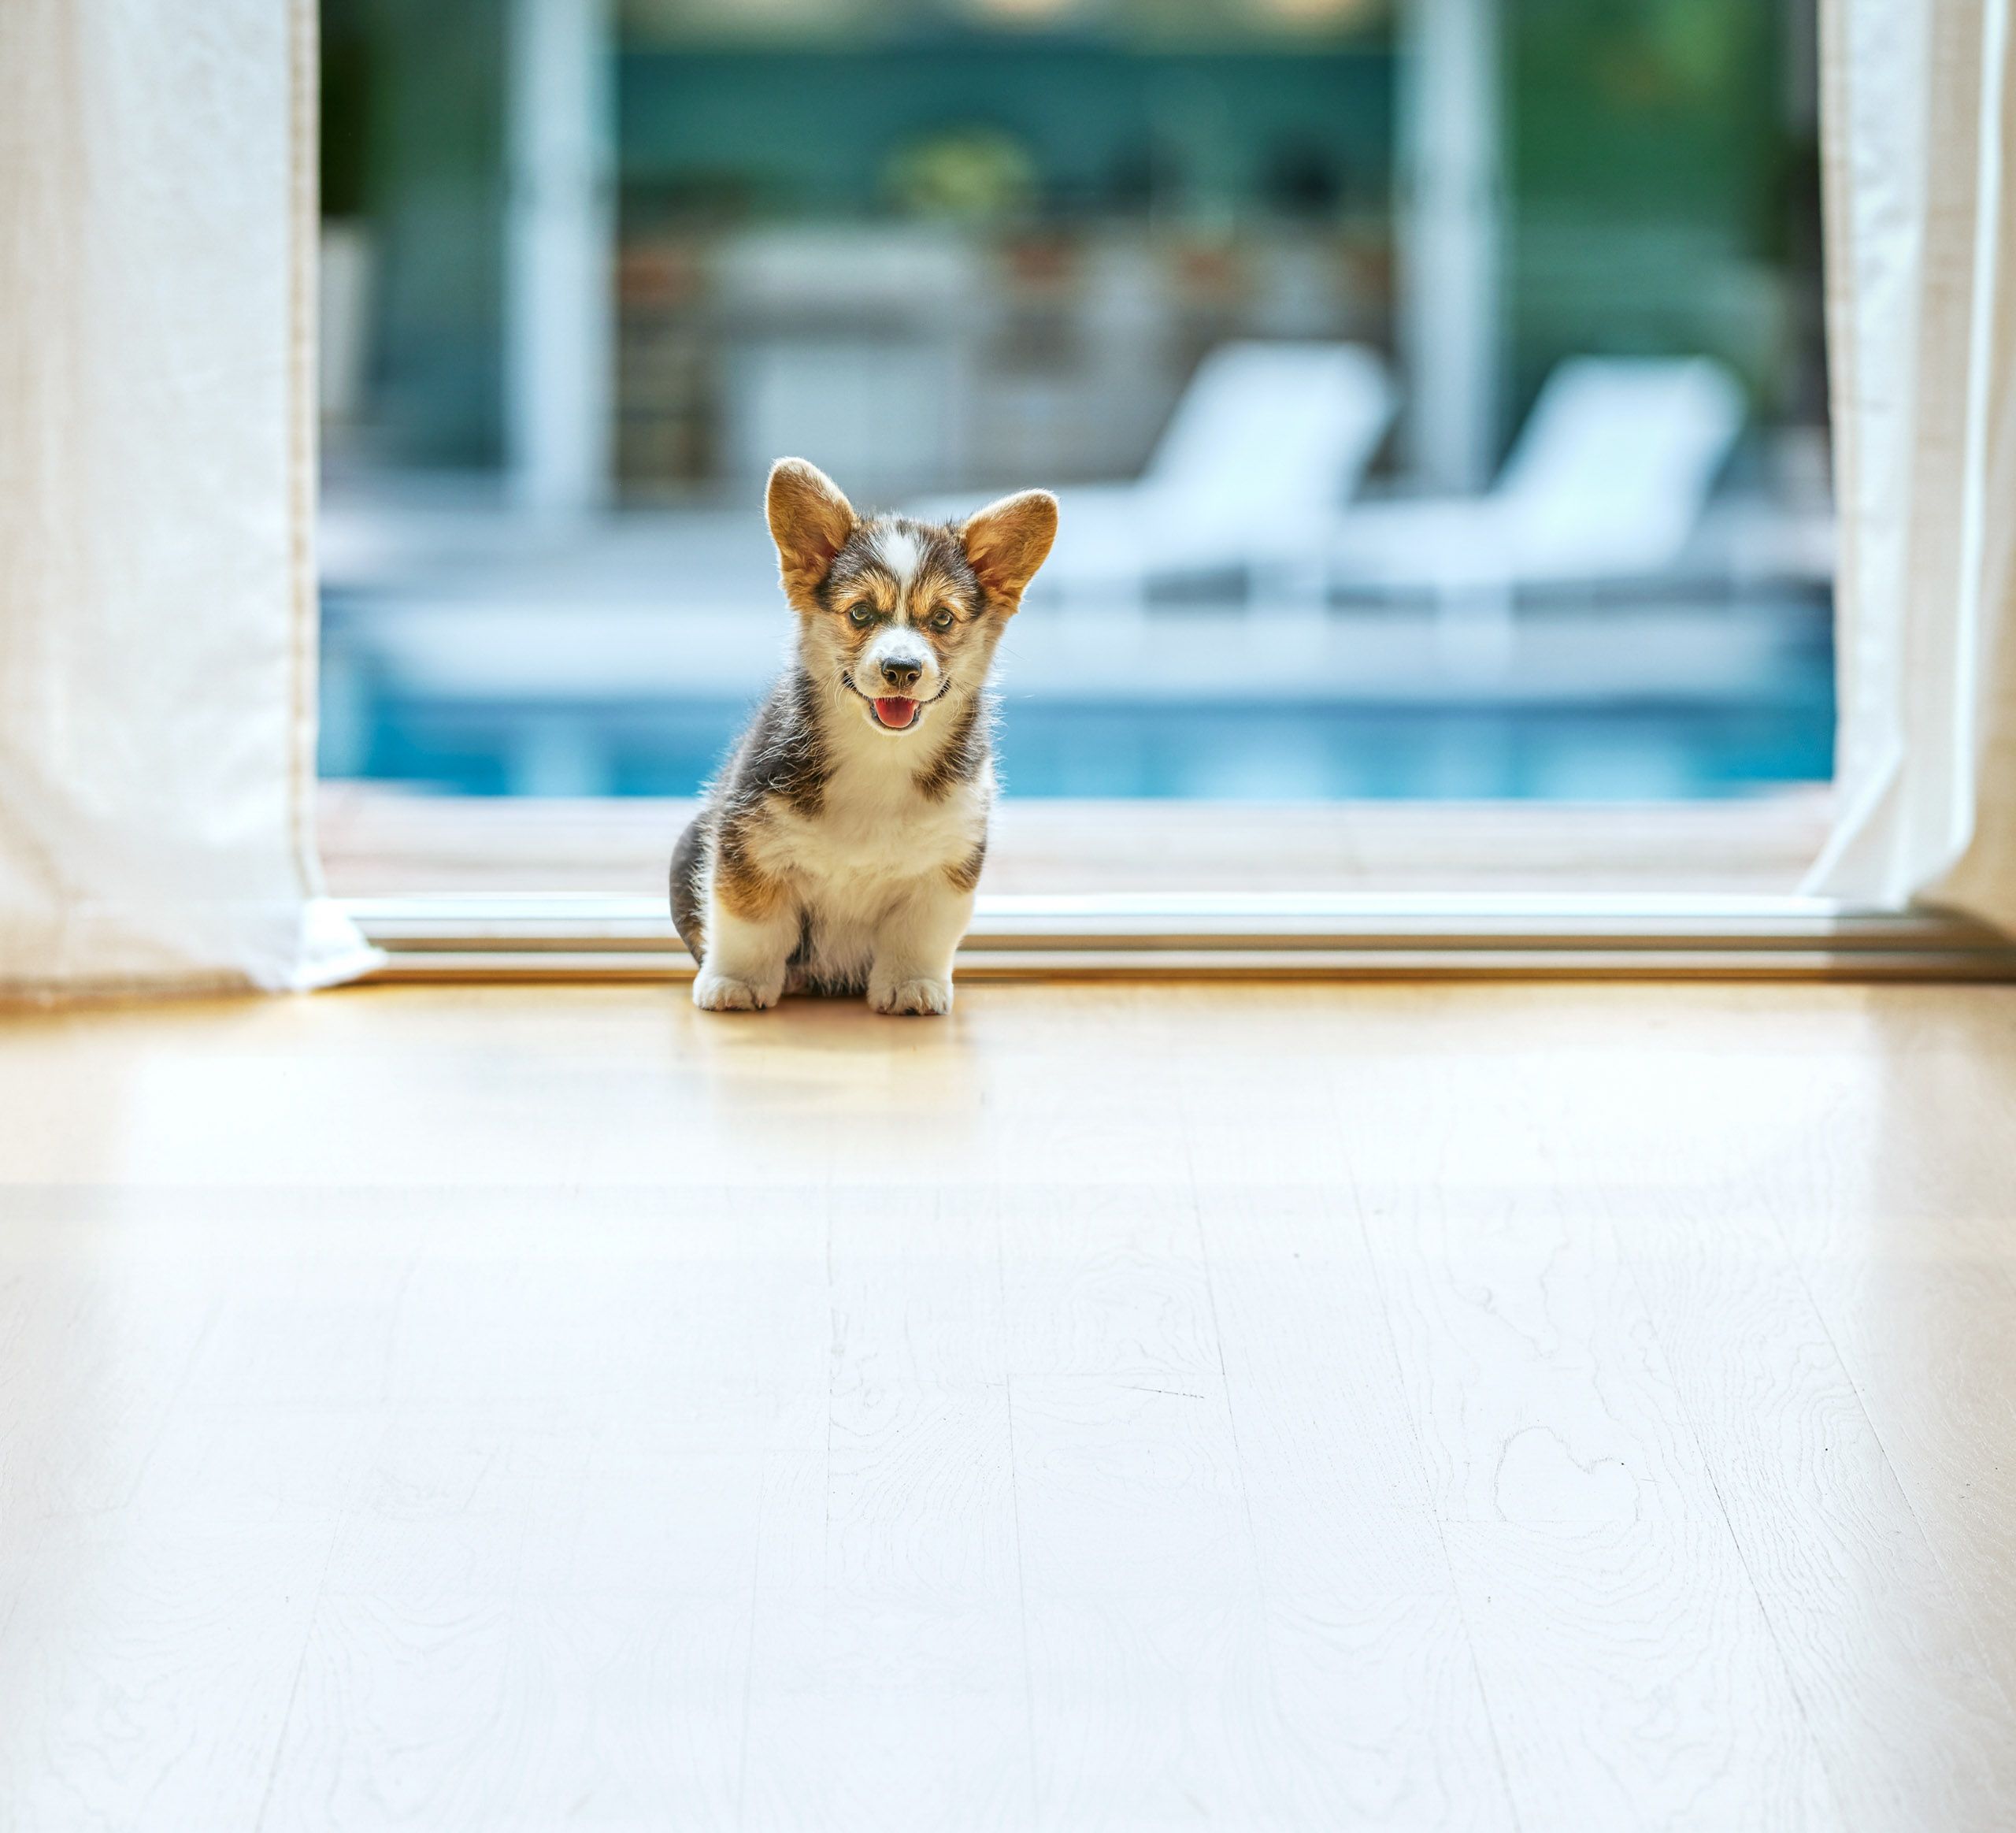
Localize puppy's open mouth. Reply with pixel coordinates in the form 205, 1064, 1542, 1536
845, 676, 948, 732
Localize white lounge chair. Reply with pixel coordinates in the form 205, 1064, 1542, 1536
916, 340, 1394, 604
1325, 356, 1747, 601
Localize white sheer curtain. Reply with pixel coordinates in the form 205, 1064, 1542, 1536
1807, 0, 2016, 929
0, 0, 375, 997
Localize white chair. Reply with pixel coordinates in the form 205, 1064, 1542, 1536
916, 340, 1394, 605
1325, 356, 1747, 601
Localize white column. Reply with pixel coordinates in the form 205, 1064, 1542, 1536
1399, 0, 1503, 492
505, 0, 614, 515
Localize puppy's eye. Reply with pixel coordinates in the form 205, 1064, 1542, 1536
847, 603, 876, 627
928, 607, 955, 633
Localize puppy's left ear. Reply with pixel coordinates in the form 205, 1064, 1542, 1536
961, 489, 1058, 615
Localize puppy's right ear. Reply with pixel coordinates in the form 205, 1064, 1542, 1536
766, 458, 857, 609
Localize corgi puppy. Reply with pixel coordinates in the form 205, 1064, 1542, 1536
670, 458, 1057, 1015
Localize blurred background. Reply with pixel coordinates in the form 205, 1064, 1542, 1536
317, 0, 1833, 805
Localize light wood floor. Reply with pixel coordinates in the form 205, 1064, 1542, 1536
2, 980, 2014, 1831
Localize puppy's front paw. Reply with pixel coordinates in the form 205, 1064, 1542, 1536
869, 975, 953, 1017
693, 968, 780, 1012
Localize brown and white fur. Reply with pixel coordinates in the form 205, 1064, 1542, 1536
670, 458, 1057, 1015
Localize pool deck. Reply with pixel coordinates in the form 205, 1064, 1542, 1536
320, 784, 1834, 899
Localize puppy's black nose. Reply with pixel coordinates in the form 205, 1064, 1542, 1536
880, 658, 923, 691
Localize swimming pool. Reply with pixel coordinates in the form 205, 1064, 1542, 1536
323, 686, 1836, 801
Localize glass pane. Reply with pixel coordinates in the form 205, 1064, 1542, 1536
318, 0, 1830, 862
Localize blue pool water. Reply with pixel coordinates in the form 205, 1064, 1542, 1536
326, 688, 1836, 800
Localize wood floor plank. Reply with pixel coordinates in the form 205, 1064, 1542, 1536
1750, 1033, 2016, 1720
1796, 1255, 2016, 1712
1618, 1191, 2016, 1828
741, 1187, 1036, 1831
0, 1526, 333, 1833
1354, 1166, 1841, 1828
999, 1172, 1267, 1827
1001, 1184, 1220, 1382
1011, 1381, 1272, 1831
1191, 1181, 1515, 1831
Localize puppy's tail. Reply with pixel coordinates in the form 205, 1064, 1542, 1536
669, 816, 707, 966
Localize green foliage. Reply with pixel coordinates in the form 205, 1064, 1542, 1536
1506, 0, 1801, 416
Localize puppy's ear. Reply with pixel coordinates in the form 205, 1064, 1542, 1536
961, 489, 1058, 614
766, 458, 857, 607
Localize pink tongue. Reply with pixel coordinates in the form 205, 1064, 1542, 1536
874, 697, 918, 729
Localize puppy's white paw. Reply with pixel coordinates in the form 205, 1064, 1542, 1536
869, 975, 953, 1017
693, 968, 780, 1012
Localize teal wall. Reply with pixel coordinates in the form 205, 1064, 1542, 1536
1506, 0, 1817, 428
324, 0, 506, 468
617, 43, 1394, 224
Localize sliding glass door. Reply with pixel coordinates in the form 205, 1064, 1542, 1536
317, 0, 1832, 897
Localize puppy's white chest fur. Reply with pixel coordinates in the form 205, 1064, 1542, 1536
732, 753, 984, 1000
759, 754, 986, 918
